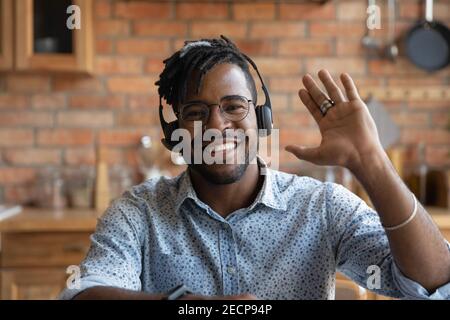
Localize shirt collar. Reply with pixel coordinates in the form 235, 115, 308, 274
174, 156, 287, 214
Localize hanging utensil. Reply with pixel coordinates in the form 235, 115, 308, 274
362, 0, 382, 53
405, 0, 450, 72
384, 0, 399, 61
365, 96, 400, 150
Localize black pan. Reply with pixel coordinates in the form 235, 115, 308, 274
405, 0, 450, 72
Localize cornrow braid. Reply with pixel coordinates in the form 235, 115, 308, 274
155, 35, 257, 113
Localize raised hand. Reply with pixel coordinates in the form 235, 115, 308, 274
285, 69, 384, 174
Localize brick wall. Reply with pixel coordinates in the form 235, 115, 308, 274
0, 0, 449, 205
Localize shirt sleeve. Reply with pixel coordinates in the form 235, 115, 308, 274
59, 195, 145, 300
326, 182, 450, 300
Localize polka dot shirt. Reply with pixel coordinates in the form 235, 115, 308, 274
60, 166, 450, 300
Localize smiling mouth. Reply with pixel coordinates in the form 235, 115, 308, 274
209, 140, 238, 157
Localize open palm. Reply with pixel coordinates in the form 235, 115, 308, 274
286, 70, 383, 173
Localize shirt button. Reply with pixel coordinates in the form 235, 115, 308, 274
227, 266, 236, 275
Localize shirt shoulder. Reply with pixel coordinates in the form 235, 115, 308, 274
269, 168, 327, 195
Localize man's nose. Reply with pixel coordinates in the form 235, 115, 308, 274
205, 105, 232, 132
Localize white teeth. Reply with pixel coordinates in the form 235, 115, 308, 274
212, 142, 235, 153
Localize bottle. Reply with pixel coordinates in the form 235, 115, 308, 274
95, 146, 110, 213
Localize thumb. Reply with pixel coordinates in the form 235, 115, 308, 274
285, 145, 322, 164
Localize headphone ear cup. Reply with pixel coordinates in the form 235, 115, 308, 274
161, 120, 179, 151
256, 105, 272, 137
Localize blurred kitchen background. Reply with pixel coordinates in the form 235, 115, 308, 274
0, 0, 448, 300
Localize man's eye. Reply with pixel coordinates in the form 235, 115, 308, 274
224, 105, 245, 112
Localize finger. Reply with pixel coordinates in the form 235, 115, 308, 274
318, 69, 345, 103
340, 73, 361, 101
299, 89, 322, 124
302, 74, 329, 107
285, 145, 323, 164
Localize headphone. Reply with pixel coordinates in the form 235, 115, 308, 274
158, 53, 273, 151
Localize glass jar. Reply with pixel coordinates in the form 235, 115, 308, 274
65, 166, 95, 209
34, 167, 67, 209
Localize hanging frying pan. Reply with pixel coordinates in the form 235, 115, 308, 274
405, 0, 450, 72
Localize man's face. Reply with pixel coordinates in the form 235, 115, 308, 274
180, 63, 258, 185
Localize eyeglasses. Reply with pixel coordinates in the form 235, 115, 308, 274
177, 95, 252, 126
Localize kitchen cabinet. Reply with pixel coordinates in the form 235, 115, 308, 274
15, 0, 93, 72
0, 0, 13, 70
0, 208, 97, 300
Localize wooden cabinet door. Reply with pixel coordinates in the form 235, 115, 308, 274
1, 268, 68, 300
15, 0, 93, 72
0, 0, 13, 70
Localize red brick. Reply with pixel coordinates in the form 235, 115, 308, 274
280, 3, 335, 20
57, 111, 114, 127
401, 128, 450, 145
98, 129, 150, 146
431, 111, 450, 127
369, 59, 428, 76
116, 111, 157, 127
0, 168, 36, 185
426, 145, 450, 167
280, 128, 321, 147
233, 3, 275, 20
234, 39, 274, 56
53, 76, 104, 93
392, 112, 429, 127
0, 111, 54, 127
95, 0, 111, 18
305, 58, 366, 76
107, 76, 158, 94
116, 39, 170, 55
274, 112, 314, 128
128, 95, 160, 110
336, 40, 365, 56
252, 58, 302, 76
133, 22, 186, 37
95, 56, 143, 75
408, 101, 450, 110
387, 77, 444, 86
145, 58, 165, 74
310, 22, 365, 38
337, 1, 368, 21
114, 2, 171, 19
191, 22, 247, 38
0, 129, 34, 147
37, 129, 94, 146
96, 39, 113, 54
6, 75, 50, 93
269, 94, 290, 112
31, 94, 66, 110
95, 20, 130, 36
3, 149, 61, 165
0, 95, 30, 109
69, 95, 125, 109
269, 77, 303, 93
278, 39, 333, 57
64, 147, 95, 166
250, 22, 305, 38
399, 2, 419, 19
176, 3, 228, 20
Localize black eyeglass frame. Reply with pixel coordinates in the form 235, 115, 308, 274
176, 95, 253, 125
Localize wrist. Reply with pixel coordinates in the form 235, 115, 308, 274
349, 146, 391, 186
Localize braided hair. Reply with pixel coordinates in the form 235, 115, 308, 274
155, 35, 257, 113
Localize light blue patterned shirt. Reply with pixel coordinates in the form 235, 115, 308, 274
60, 165, 450, 300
